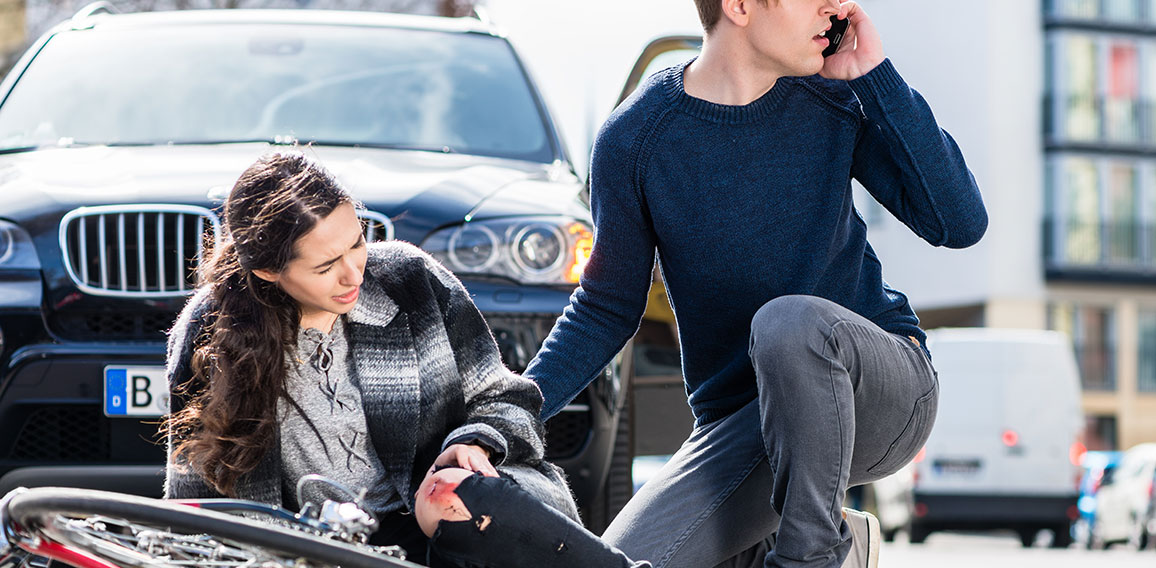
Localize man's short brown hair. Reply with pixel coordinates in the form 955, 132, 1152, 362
694, 0, 772, 34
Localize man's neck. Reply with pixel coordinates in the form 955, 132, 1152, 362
683, 34, 785, 106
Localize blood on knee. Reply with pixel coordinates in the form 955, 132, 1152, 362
416, 467, 476, 537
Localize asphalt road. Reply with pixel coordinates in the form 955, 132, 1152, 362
882, 531, 1155, 568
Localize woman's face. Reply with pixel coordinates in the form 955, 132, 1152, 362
253, 202, 367, 330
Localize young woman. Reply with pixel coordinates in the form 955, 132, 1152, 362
162, 152, 644, 567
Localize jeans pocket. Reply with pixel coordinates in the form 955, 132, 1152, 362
866, 380, 939, 477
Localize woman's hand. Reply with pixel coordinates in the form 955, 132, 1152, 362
820, 1, 886, 81
431, 443, 499, 478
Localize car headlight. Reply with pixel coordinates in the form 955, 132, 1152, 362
0, 220, 40, 269
424, 217, 593, 285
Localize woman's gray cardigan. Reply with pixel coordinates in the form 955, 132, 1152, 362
163, 241, 576, 519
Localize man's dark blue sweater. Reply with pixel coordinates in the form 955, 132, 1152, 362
525, 59, 987, 425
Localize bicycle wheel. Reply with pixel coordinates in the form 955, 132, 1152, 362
4, 487, 423, 568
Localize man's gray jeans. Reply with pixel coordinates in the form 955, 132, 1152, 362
603, 295, 938, 568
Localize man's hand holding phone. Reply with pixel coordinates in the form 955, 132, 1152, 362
820, 1, 886, 81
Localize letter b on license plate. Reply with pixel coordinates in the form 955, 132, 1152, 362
104, 366, 170, 417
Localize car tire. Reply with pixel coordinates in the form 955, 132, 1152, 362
1019, 529, 1036, 548
583, 392, 634, 535
908, 523, 930, 544
1129, 515, 1149, 551
1050, 523, 1073, 548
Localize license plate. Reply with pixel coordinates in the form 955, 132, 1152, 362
104, 366, 170, 417
932, 458, 983, 475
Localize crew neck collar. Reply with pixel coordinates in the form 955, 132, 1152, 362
665, 58, 793, 123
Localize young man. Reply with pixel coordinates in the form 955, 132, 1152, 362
525, 0, 986, 566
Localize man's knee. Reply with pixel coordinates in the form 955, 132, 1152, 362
415, 467, 476, 538
750, 295, 839, 360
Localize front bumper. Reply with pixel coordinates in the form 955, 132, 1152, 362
912, 492, 1079, 530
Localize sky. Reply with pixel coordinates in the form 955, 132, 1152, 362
484, 0, 704, 176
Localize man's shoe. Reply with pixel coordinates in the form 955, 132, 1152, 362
841, 508, 880, 568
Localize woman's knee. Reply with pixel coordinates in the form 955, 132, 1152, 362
415, 467, 476, 538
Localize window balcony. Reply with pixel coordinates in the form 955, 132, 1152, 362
1044, 94, 1155, 155
1043, 217, 1156, 281
1045, 0, 1156, 33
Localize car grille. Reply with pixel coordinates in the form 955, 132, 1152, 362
51, 311, 176, 342
59, 205, 221, 298
59, 206, 394, 300
10, 406, 111, 462
544, 392, 592, 459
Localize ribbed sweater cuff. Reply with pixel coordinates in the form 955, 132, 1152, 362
443, 424, 509, 466
848, 58, 906, 106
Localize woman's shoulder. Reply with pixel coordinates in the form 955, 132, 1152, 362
364, 240, 454, 282
366, 239, 430, 265
170, 287, 216, 337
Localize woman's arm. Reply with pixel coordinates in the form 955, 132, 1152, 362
421, 255, 549, 468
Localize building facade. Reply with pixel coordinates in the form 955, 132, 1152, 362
859, 0, 1156, 451
0, 0, 24, 56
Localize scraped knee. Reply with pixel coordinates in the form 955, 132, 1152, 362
415, 467, 476, 537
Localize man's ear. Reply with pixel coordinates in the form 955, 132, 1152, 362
722, 0, 749, 27
252, 268, 279, 283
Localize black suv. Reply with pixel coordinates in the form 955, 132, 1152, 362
0, 4, 632, 530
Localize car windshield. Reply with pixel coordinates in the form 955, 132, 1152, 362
0, 23, 554, 162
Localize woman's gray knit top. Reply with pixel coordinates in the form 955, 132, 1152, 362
279, 317, 397, 514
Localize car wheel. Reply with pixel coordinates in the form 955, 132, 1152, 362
882, 528, 899, 543
1129, 515, 1149, 551
908, 523, 930, 544
583, 393, 634, 534
1050, 523, 1073, 548
1019, 529, 1037, 548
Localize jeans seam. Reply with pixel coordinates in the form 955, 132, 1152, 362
822, 319, 854, 524
657, 451, 767, 567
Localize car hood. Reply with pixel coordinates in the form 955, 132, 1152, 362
0, 143, 587, 245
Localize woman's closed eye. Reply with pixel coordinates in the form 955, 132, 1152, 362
316, 236, 365, 274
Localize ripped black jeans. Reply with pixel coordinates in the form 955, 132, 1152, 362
373, 473, 644, 568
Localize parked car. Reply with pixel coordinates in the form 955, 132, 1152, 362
0, 3, 632, 531
1089, 443, 1156, 549
1146, 463, 1156, 551
868, 460, 916, 542
909, 328, 1084, 548
1072, 450, 1123, 548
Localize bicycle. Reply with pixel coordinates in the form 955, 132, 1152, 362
0, 475, 424, 568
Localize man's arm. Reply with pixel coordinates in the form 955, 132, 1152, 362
524, 112, 657, 420
829, 2, 987, 247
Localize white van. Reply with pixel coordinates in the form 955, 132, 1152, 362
908, 328, 1084, 547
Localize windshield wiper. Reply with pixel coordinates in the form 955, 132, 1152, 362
306, 140, 457, 154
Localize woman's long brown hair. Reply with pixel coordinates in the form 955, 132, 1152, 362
165, 152, 354, 496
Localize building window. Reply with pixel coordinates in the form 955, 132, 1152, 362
1085, 415, 1118, 450
1059, 157, 1101, 264
1050, 302, 1117, 390
1048, 0, 1101, 19
1047, 0, 1148, 21
1045, 156, 1156, 273
1106, 163, 1139, 262
1106, 41, 1140, 143
1103, 0, 1143, 21
1138, 310, 1156, 391
1060, 35, 1101, 142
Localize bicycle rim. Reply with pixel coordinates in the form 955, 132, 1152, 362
6, 488, 422, 568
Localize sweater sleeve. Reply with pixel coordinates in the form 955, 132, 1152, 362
849, 59, 988, 249
162, 288, 224, 500
423, 255, 547, 467
523, 110, 658, 420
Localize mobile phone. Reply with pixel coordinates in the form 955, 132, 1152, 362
823, 15, 849, 57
